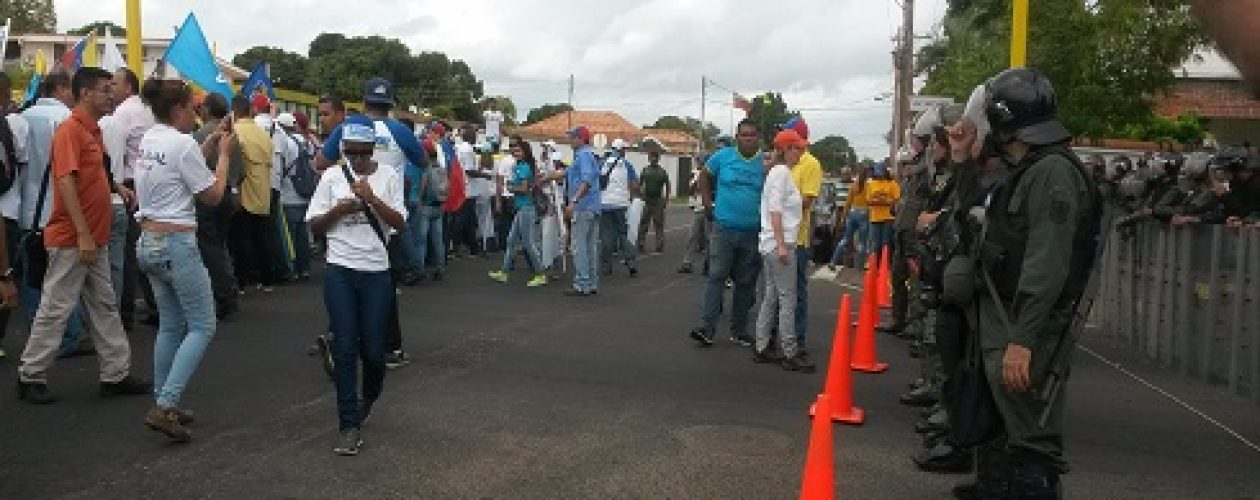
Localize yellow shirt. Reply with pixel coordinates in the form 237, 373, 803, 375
791, 150, 823, 247
865, 179, 900, 223
235, 119, 274, 216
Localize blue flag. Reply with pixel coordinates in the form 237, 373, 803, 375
23, 74, 41, 105
241, 62, 276, 101
163, 13, 233, 98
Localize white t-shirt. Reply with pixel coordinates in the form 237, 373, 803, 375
99, 114, 126, 205
495, 154, 516, 198
370, 121, 407, 175
269, 125, 298, 192
305, 165, 405, 272
457, 140, 490, 198
759, 164, 802, 255
0, 113, 30, 220
279, 132, 312, 206
134, 124, 216, 226
483, 110, 503, 141
599, 156, 637, 208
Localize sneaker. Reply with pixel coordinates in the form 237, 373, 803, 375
627, 267, 639, 278
334, 428, 363, 456
751, 348, 782, 364
145, 406, 192, 443
316, 334, 335, 379
384, 350, 411, 369
689, 328, 715, 347
677, 263, 693, 274
16, 381, 57, 404
781, 355, 817, 373
100, 375, 152, 397
488, 270, 509, 283
172, 408, 196, 425
527, 274, 548, 287
728, 334, 753, 348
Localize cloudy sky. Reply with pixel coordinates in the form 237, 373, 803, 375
53, 0, 950, 158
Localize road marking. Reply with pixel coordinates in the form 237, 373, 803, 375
1079, 345, 1260, 455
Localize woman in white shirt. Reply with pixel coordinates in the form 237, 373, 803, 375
305, 123, 406, 456
753, 129, 815, 373
133, 80, 234, 442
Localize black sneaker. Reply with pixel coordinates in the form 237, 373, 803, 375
334, 428, 363, 456
752, 348, 782, 364
100, 376, 152, 397
689, 328, 715, 347
384, 350, 411, 370
728, 334, 753, 348
16, 381, 57, 404
677, 263, 693, 274
627, 266, 639, 278
781, 355, 817, 373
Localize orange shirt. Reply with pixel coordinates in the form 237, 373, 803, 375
45, 108, 113, 248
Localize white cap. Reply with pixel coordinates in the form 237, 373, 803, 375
276, 112, 297, 128
611, 138, 630, 150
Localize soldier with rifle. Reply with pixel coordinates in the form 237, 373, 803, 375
955, 68, 1104, 499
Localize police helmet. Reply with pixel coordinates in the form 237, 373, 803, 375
912, 107, 941, 139
1118, 175, 1146, 197
1211, 147, 1249, 171
1184, 152, 1212, 177
982, 68, 1071, 146
1111, 156, 1133, 176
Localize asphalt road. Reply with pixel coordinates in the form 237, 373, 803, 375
1, 205, 1257, 499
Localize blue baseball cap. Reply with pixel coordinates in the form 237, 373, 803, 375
342, 123, 376, 144
872, 160, 888, 176
364, 77, 394, 106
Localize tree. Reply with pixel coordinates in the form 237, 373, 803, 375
524, 103, 573, 125
747, 92, 794, 147
810, 135, 858, 174
917, 0, 1207, 139
68, 21, 125, 37
0, 0, 56, 34
233, 46, 310, 91
645, 115, 720, 150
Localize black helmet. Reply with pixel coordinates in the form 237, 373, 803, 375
984, 68, 1071, 146
1211, 147, 1249, 171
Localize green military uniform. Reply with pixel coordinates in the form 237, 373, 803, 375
974, 149, 1095, 470
639, 163, 671, 253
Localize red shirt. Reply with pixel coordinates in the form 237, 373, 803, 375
45, 107, 112, 248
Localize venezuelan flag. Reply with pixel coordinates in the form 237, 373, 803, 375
58, 32, 98, 70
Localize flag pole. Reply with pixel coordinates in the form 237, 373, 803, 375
126, 0, 143, 76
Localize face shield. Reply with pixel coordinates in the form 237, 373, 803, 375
963, 84, 999, 159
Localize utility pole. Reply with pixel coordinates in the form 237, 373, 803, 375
889, 0, 914, 167
567, 74, 574, 130
700, 76, 706, 156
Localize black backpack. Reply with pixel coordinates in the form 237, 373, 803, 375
282, 131, 318, 198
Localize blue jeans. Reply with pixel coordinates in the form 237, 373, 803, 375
503, 205, 541, 274
324, 264, 392, 431
137, 231, 216, 408
700, 225, 762, 335
599, 208, 636, 270
571, 211, 600, 293
830, 208, 869, 266
414, 205, 445, 273
108, 203, 128, 303
795, 246, 810, 347
283, 204, 312, 277
867, 221, 893, 264
17, 235, 86, 355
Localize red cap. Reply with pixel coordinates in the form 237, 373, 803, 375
293, 110, 311, 131
567, 125, 592, 143
773, 129, 807, 149
251, 94, 271, 113
431, 123, 446, 136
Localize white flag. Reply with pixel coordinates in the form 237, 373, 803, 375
0, 19, 11, 63
102, 26, 127, 72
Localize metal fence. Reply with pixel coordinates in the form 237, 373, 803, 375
1094, 222, 1260, 404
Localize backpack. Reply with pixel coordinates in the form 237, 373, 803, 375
426, 164, 449, 203
282, 131, 318, 198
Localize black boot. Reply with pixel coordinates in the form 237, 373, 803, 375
900, 384, 938, 407
954, 443, 1011, 499
1009, 451, 1062, 499
914, 441, 974, 474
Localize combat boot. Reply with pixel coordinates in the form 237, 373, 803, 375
1009, 451, 1062, 499
900, 384, 938, 407
914, 440, 974, 474
953, 443, 1011, 499
915, 406, 949, 434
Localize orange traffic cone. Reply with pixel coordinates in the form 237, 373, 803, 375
800, 394, 836, 500
852, 261, 889, 374
878, 245, 892, 309
810, 294, 864, 425
851, 254, 877, 329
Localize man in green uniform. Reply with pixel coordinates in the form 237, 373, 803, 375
962, 68, 1101, 499
638, 151, 671, 254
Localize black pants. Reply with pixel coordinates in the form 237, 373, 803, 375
890, 230, 913, 327
450, 199, 479, 255
935, 303, 969, 440
230, 209, 282, 287
197, 192, 239, 312
494, 197, 515, 252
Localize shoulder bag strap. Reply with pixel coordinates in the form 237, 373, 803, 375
30, 154, 52, 230
338, 163, 388, 247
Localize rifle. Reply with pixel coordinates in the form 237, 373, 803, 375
1037, 198, 1116, 428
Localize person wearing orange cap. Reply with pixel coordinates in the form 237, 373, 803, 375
753, 129, 814, 372
779, 116, 822, 358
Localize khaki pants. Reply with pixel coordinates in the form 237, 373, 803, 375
19, 248, 131, 384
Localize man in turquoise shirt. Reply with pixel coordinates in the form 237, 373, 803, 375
689, 119, 766, 346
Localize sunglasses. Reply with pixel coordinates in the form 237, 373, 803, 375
345, 151, 373, 161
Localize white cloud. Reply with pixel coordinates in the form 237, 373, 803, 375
53, 0, 949, 159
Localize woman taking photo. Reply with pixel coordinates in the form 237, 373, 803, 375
488, 136, 547, 287
829, 165, 870, 270
753, 129, 814, 373
134, 79, 235, 442
305, 123, 407, 456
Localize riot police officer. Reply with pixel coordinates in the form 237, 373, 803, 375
1152, 152, 1225, 226
958, 68, 1102, 498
